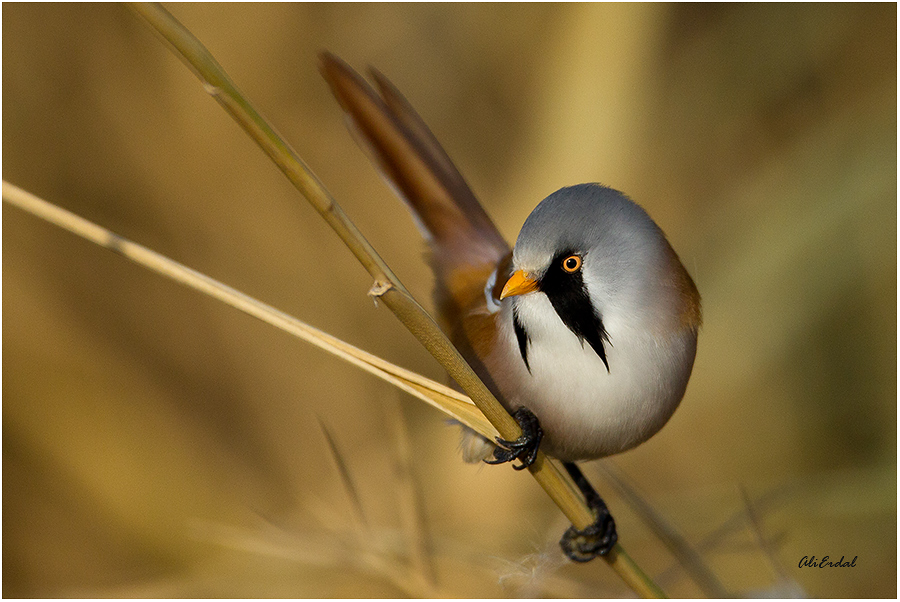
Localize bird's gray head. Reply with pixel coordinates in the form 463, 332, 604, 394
513, 184, 666, 276
509, 184, 678, 355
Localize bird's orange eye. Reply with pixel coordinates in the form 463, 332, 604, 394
562, 255, 582, 273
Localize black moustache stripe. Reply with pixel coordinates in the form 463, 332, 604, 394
539, 253, 611, 372
512, 305, 531, 373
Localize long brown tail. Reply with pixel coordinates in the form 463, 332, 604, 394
318, 52, 509, 273
320, 53, 512, 402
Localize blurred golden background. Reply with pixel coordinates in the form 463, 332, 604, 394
3, 3, 895, 597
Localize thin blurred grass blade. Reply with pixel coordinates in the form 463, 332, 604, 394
598, 461, 729, 597
318, 419, 369, 532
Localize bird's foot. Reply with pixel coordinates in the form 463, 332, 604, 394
483, 406, 543, 470
559, 496, 617, 562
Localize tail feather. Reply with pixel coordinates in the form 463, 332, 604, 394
321, 53, 511, 391
319, 53, 509, 271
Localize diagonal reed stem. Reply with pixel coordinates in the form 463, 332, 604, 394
18, 3, 668, 596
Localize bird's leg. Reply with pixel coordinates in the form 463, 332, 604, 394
482, 410, 616, 560
559, 462, 617, 561
483, 406, 543, 470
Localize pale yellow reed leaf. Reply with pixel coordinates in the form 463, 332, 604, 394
2, 181, 498, 441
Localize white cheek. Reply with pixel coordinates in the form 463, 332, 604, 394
513, 294, 562, 340
581, 246, 669, 330
503, 293, 611, 388
580, 261, 627, 327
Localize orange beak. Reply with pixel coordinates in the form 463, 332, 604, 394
500, 270, 540, 299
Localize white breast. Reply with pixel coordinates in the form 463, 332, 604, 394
489, 293, 696, 462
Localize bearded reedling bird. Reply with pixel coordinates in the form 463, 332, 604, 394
319, 53, 701, 561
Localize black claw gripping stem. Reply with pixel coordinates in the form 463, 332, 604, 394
483, 406, 543, 470
483, 407, 618, 561
559, 462, 618, 560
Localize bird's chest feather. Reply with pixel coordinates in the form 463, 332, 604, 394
487, 293, 687, 461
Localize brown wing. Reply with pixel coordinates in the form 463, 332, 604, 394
319, 53, 511, 383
